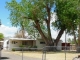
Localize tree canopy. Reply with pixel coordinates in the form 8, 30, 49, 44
52, 0, 79, 45
6, 0, 80, 47
0, 33, 4, 40
6, 0, 55, 46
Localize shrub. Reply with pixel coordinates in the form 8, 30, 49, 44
12, 48, 15, 51
33, 46, 37, 48
19, 45, 25, 48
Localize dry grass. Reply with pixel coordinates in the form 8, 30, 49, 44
4, 50, 80, 60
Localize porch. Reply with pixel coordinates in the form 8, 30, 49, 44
8, 38, 36, 50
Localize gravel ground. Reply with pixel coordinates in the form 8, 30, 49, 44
1, 50, 41, 60
2, 50, 80, 60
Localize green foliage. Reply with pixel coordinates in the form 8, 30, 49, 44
12, 48, 15, 51
33, 45, 37, 48
19, 45, 25, 47
68, 38, 78, 44
6, 0, 80, 46
52, 0, 80, 39
67, 38, 77, 44
52, 0, 79, 36
0, 33, 4, 40
6, 0, 55, 41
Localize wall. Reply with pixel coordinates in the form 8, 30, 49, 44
57, 40, 63, 50
3, 40, 9, 50
8, 40, 36, 50
9, 40, 22, 50
36, 39, 46, 49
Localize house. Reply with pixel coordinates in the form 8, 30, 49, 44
0, 41, 3, 46
0, 41, 3, 49
3, 38, 46, 50
3, 38, 63, 51
5, 38, 36, 50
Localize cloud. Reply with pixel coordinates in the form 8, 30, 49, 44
0, 25, 18, 37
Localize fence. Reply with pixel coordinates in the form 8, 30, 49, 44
42, 46, 80, 60
3, 46, 80, 60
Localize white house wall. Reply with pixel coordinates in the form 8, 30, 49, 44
36, 40, 46, 48
7, 38, 63, 51
57, 40, 63, 50
36, 39, 63, 50
9, 40, 22, 50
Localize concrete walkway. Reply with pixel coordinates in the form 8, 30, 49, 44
0, 50, 41, 60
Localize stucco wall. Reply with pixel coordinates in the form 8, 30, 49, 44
36, 39, 46, 48
57, 40, 63, 50
9, 40, 22, 50
36, 40, 63, 50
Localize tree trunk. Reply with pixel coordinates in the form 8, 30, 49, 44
55, 27, 66, 45
72, 27, 78, 46
35, 20, 53, 46
21, 24, 25, 38
46, 4, 54, 46
77, 24, 80, 52
73, 31, 78, 46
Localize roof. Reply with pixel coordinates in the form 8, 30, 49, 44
9, 38, 36, 41
0, 41, 4, 42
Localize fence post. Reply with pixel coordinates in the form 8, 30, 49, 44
42, 47, 46, 60
22, 47, 23, 60
0, 47, 1, 60
65, 30, 67, 60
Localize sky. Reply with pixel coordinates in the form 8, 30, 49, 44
0, 0, 73, 42
0, 0, 18, 37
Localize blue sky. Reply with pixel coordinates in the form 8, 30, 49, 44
0, 0, 11, 26
0, 0, 21, 27
0, 0, 18, 37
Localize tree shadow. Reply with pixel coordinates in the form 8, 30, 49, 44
0, 57, 9, 59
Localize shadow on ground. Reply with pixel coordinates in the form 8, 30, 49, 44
0, 57, 9, 59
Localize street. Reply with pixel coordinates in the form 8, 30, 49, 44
0, 50, 41, 60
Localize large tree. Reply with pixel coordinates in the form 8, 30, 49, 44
77, 1, 80, 52
52, 0, 79, 45
6, 0, 79, 47
6, 0, 55, 46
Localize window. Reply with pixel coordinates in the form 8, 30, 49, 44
22, 41, 27, 45
12, 41, 17, 44
40, 42, 45, 44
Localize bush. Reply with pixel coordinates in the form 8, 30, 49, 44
33, 46, 37, 48
19, 45, 25, 48
12, 48, 15, 51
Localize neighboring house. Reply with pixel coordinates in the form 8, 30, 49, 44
0, 41, 3, 48
0, 41, 3, 45
3, 38, 63, 51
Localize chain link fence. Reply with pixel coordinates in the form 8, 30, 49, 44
42, 46, 80, 60
3, 46, 80, 60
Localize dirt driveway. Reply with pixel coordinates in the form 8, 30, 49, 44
6, 51, 80, 60
1, 50, 41, 60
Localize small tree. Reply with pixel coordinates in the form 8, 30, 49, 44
0, 33, 4, 41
